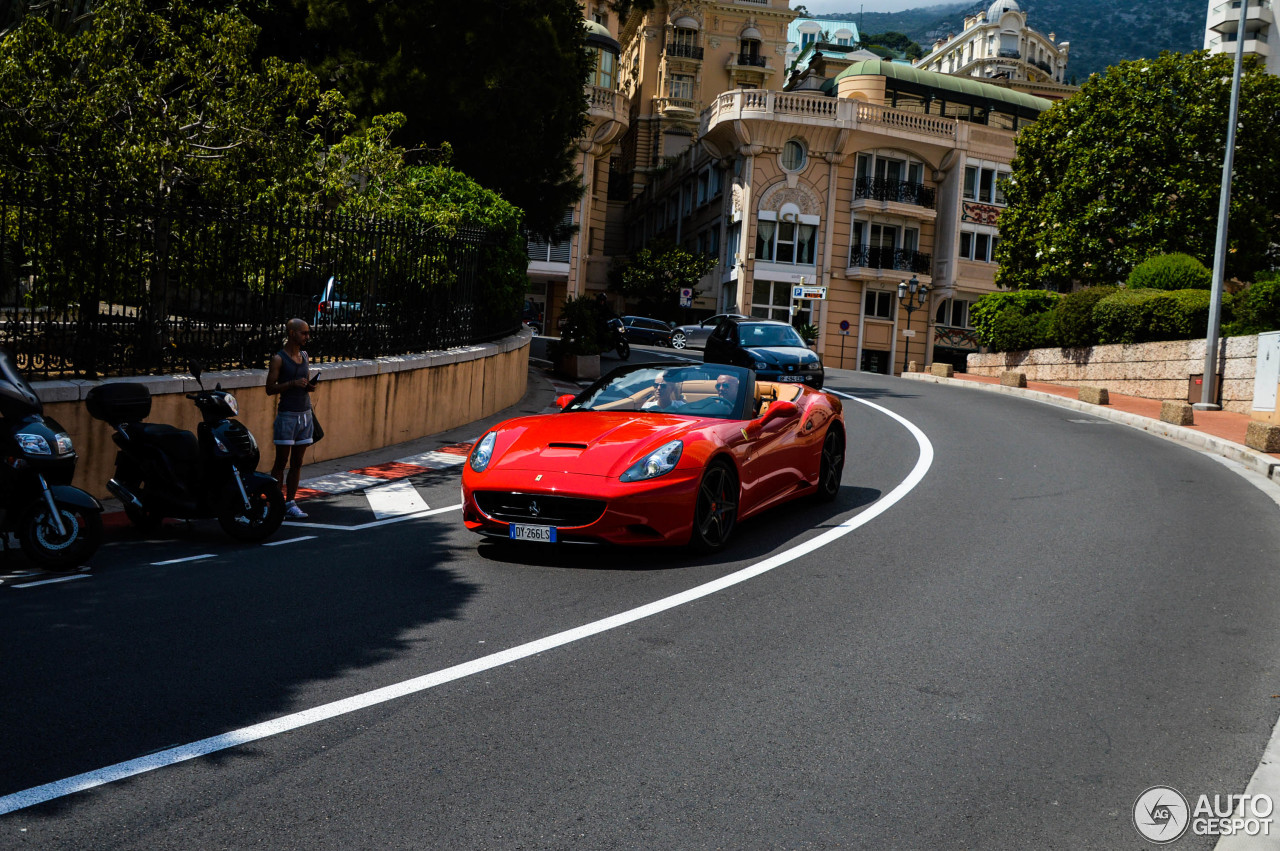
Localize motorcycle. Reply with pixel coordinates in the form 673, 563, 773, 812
605, 316, 630, 360
86, 362, 285, 541
0, 349, 103, 571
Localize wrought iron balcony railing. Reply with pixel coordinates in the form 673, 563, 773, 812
666, 43, 704, 60
849, 246, 933, 274
853, 177, 937, 209
736, 53, 767, 67
997, 48, 1021, 59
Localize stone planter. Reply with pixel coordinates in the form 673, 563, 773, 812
557, 354, 600, 381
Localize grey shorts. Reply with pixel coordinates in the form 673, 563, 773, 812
273, 410, 314, 446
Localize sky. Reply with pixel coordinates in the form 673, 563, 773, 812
799, 0, 959, 14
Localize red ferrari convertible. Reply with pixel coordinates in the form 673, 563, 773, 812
462, 363, 845, 552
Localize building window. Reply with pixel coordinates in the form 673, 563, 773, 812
697, 171, 709, 205
935, 298, 974, 328
593, 48, 616, 89
964, 165, 1011, 204
781, 139, 807, 172
752, 280, 811, 325
668, 74, 693, 100
726, 222, 741, 265
801, 31, 816, 49
865, 289, 894, 319
673, 27, 698, 51
757, 216, 817, 265
959, 229, 998, 262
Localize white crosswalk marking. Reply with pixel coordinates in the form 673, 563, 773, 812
364, 479, 429, 520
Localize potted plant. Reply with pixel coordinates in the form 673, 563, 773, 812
797, 322, 820, 348
548, 295, 605, 380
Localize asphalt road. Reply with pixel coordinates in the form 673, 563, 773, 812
3, 344, 1280, 849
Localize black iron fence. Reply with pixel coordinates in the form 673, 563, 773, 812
853, 177, 937, 209
849, 245, 933, 274
0, 181, 521, 379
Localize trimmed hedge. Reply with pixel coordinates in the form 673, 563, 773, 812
1126, 253, 1212, 291
1224, 272, 1280, 336
1052, 285, 1118, 348
1093, 288, 1210, 344
971, 290, 1060, 352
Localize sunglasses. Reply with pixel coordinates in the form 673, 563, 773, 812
715, 382, 733, 389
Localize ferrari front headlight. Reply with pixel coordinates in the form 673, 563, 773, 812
620, 439, 683, 483
469, 431, 498, 473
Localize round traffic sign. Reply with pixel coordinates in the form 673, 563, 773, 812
839, 319, 850, 331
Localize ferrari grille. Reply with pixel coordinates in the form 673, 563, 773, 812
474, 492, 606, 527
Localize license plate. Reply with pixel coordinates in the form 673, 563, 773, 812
509, 523, 557, 543
778, 375, 805, 382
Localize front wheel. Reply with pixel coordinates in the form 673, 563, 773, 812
671, 332, 687, 350
18, 501, 102, 571
689, 461, 739, 553
616, 339, 631, 360
218, 477, 285, 542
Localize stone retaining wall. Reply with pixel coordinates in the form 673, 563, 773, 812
33, 328, 532, 500
966, 336, 1257, 414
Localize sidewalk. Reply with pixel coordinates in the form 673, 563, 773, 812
100, 366, 585, 527
903, 370, 1280, 481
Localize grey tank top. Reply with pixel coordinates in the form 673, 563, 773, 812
277, 350, 311, 413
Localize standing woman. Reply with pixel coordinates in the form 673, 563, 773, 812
266, 318, 316, 519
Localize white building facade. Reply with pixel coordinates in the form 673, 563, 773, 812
1204, 0, 1278, 75
915, 0, 1073, 100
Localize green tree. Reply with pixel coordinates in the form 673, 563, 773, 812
0, 0, 343, 207
611, 242, 715, 319
996, 51, 1280, 292
260, 0, 592, 238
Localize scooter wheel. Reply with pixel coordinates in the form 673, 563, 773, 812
617, 340, 631, 360
18, 501, 102, 572
218, 479, 285, 542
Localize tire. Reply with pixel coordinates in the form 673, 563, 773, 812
689, 461, 739, 553
18, 501, 102, 571
671, 332, 687, 349
218, 477, 285, 542
815, 427, 845, 502
616, 339, 631, 360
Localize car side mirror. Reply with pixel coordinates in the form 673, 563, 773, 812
762, 399, 799, 426
554, 394, 576, 409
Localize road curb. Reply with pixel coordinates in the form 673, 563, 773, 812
901, 372, 1280, 482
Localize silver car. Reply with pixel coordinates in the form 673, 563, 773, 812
671, 313, 748, 350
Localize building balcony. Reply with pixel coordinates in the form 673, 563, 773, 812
853, 177, 937, 211
1208, 0, 1275, 34
848, 247, 933, 276
997, 47, 1021, 59
1208, 28, 1271, 55
735, 53, 768, 68
702, 89, 958, 142
654, 96, 698, 118
666, 43, 704, 60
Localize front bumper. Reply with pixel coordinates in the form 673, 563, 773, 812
757, 369, 824, 389
462, 468, 701, 546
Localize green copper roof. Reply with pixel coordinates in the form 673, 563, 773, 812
833, 59, 1052, 112
584, 20, 620, 53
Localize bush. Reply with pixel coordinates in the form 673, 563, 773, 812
971, 290, 1060, 351
1224, 272, 1280, 336
1093, 288, 1210, 344
1126, 253, 1212, 291
1052, 285, 1118, 348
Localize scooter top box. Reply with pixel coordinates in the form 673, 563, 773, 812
85, 382, 152, 424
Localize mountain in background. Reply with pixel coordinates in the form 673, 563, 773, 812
823, 0, 1207, 82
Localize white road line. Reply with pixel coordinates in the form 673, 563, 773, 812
11, 574, 91, 589
262, 536, 318, 547
282, 503, 461, 532
365, 479, 430, 520
0, 394, 931, 816
150, 554, 215, 566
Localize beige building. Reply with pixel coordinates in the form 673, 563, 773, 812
534, 2, 1055, 375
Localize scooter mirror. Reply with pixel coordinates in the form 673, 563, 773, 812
187, 359, 203, 381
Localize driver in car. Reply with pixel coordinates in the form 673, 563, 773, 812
715, 373, 739, 404
642, 375, 685, 411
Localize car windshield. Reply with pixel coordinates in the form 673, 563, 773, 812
738, 323, 805, 348
563, 363, 752, 420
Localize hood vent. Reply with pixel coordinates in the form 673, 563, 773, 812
547, 442, 589, 449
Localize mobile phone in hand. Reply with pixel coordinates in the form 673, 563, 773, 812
308, 372, 319, 385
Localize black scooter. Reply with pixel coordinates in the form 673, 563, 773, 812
0, 349, 103, 570
605, 317, 630, 360
86, 363, 285, 541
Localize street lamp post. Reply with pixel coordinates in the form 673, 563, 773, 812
1197, 0, 1252, 410
897, 274, 929, 375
